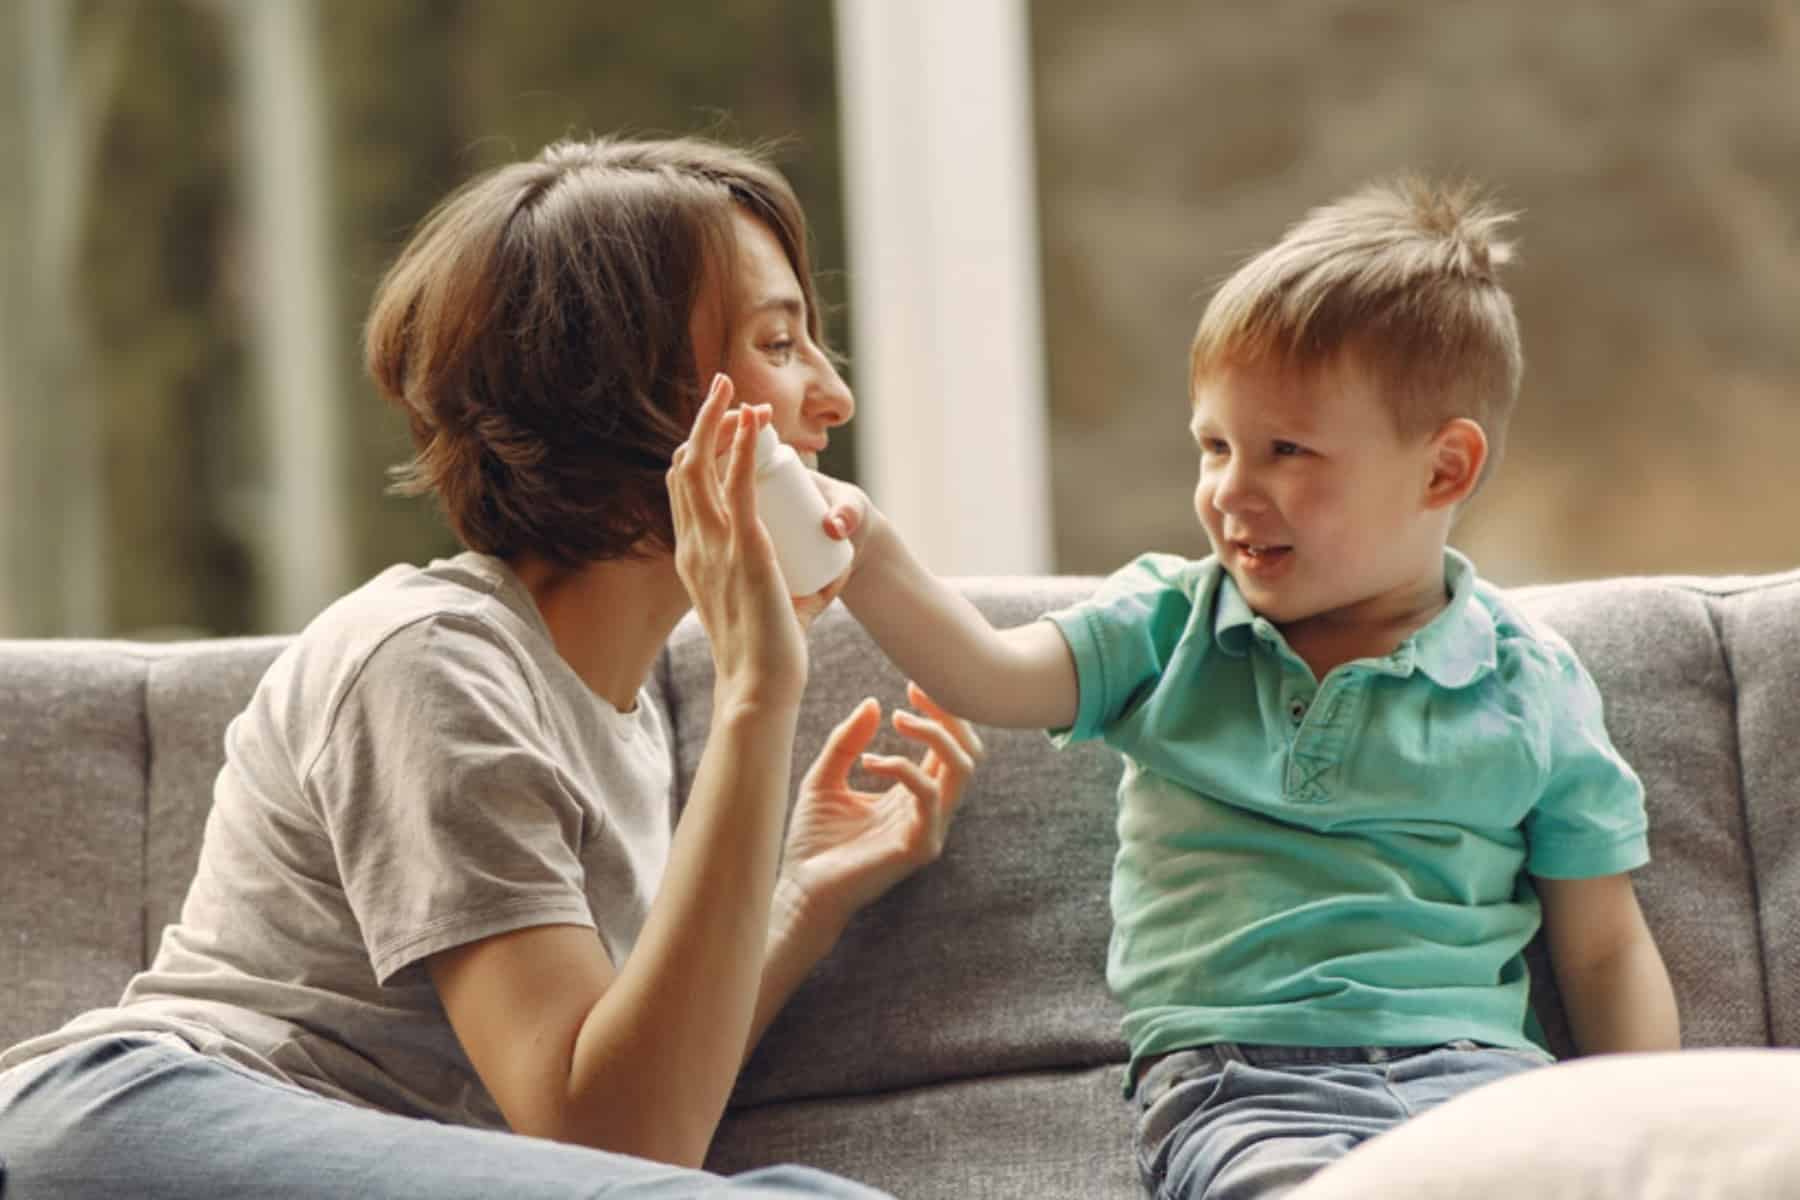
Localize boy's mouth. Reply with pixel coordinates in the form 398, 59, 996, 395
1231, 541, 1293, 575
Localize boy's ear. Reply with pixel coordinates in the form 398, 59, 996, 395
1424, 418, 1488, 510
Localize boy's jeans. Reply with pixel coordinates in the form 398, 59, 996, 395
0, 1033, 891, 1200
1133, 1040, 1553, 1200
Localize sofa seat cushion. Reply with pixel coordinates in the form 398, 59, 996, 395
707, 1063, 1140, 1199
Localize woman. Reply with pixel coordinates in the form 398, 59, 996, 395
0, 136, 980, 1197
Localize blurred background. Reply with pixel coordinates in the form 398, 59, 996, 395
3, 0, 1796, 639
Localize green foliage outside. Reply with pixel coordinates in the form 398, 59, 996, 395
82, 0, 846, 635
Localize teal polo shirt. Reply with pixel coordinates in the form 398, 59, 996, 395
1046, 550, 1648, 1082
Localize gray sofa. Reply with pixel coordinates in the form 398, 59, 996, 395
5, 570, 1800, 1198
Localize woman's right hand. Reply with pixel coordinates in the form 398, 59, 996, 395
667, 374, 808, 710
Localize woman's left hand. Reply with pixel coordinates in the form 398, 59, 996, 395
780, 682, 985, 926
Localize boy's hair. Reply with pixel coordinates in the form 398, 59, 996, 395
365, 135, 828, 565
1190, 177, 1523, 488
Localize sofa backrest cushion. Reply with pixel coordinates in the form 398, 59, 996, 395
5, 566, 1797, 1105
0, 643, 151, 1050
1711, 576, 1800, 1044
661, 571, 1800, 1109
1512, 578, 1779, 1053
659, 579, 1130, 1108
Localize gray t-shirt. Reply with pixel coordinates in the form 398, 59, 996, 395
1, 553, 676, 1128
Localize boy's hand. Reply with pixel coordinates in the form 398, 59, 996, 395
779, 682, 984, 927
774, 473, 875, 613
811, 473, 878, 558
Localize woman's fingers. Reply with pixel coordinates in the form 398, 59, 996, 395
690, 371, 733, 447
722, 403, 766, 529
858, 754, 940, 809
670, 383, 780, 570
904, 682, 986, 760
891, 709, 977, 784
858, 754, 950, 861
806, 698, 882, 791
666, 442, 694, 529
669, 374, 734, 535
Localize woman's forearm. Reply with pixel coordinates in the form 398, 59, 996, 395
562, 701, 799, 1166
743, 876, 848, 1065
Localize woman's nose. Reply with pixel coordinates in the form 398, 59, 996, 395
807, 359, 855, 428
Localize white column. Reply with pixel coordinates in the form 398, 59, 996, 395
834, 0, 1052, 574
0, 4, 25, 635
237, 0, 350, 631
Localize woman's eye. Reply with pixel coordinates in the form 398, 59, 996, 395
764, 337, 796, 360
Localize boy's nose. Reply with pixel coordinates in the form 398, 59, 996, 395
1210, 462, 1264, 515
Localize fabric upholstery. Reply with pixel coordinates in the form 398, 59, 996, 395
4, 566, 1800, 1200
0, 642, 149, 1050
1511, 578, 1771, 1051
1711, 576, 1800, 1047
662, 579, 1128, 1109
706, 1063, 1139, 1198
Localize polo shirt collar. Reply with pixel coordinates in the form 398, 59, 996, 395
1211, 548, 1497, 688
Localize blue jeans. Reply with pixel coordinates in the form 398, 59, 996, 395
0, 1035, 891, 1199
1132, 1040, 1553, 1200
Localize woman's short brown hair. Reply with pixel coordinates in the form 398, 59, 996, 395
365, 136, 827, 565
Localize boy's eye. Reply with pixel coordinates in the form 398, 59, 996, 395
1272, 440, 1303, 457
1199, 438, 1228, 456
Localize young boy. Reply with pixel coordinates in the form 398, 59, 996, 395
826, 178, 1680, 1198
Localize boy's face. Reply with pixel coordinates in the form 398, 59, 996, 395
1189, 360, 1450, 633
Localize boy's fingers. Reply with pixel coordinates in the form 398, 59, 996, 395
820, 499, 861, 542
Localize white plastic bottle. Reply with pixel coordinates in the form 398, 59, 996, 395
752, 423, 854, 596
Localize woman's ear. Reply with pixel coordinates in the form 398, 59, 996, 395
1425, 418, 1488, 510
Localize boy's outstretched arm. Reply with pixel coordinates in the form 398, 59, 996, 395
1536, 873, 1680, 1053
835, 508, 1079, 732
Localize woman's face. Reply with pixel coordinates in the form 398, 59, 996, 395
691, 210, 854, 468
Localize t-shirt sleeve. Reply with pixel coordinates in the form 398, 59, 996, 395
305, 615, 598, 985
1043, 553, 1197, 745
1523, 644, 1650, 879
